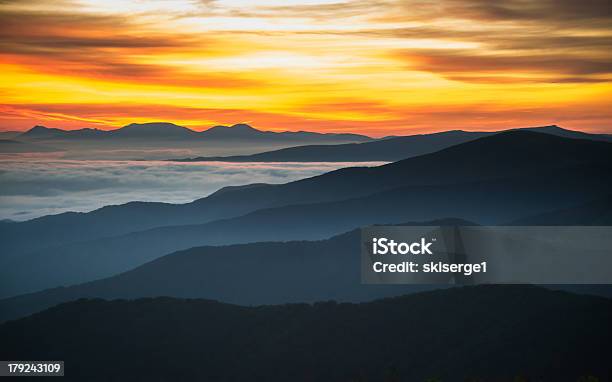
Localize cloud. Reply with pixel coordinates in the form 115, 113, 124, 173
374, 0, 612, 26
358, 1, 612, 84
378, 27, 612, 83
1, 0, 611, 134
440, 0, 612, 24
394, 49, 612, 81
0, 9, 263, 89
237, 1, 389, 20
0, 155, 385, 220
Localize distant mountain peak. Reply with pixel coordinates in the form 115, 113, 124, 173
27, 125, 56, 133
208, 123, 258, 130
230, 123, 257, 130
533, 124, 563, 131
114, 122, 195, 137
20, 125, 63, 137
203, 123, 263, 137
515, 124, 612, 142
120, 122, 189, 130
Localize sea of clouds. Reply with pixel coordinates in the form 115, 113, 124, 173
0, 154, 385, 221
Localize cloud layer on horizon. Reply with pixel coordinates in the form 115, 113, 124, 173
0, 154, 384, 221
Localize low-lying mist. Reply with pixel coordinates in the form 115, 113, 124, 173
0, 154, 385, 221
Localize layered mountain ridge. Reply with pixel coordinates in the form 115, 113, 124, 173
173, 125, 612, 163
1, 130, 611, 298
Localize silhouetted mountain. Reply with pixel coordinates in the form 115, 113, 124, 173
19, 125, 106, 140
203, 122, 261, 137
19, 125, 64, 138
172, 125, 612, 163
18, 122, 372, 143
1, 285, 610, 381
0, 219, 472, 321
519, 124, 612, 142
12, 122, 373, 158
2, 131, 611, 296
175, 130, 491, 162
201, 123, 372, 142
110, 122, 197, 138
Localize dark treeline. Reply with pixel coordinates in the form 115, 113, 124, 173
1, 285, 610, 382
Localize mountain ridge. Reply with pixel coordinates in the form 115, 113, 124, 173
17, 122, 373, 142
0, 219, 470, 322
171, 125, 612, 163
2, 285, 610, 381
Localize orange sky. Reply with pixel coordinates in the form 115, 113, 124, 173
1, 0, 611, 136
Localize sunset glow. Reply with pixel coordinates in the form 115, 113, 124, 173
1, 0, 611, 136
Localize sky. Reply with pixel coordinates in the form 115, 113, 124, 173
0, 0, 611, 136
